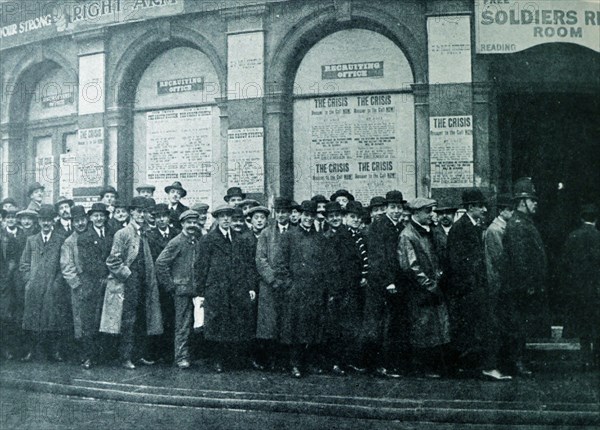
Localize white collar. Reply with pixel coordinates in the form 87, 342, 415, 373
93, 225, 105, 236
42, 231, 52, 241
60, 218, 71, 227
442, 225, 452, 234
411, 216, 430, 232
386, 214, 398, 226
466, 213, 478, 226
158, 226, 170, 235
218, 226, 230, 238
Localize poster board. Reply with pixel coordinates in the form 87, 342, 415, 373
227, 128, 264, 193
430, 115, 474, 188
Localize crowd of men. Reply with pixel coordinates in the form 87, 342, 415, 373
0, 177, 598, 379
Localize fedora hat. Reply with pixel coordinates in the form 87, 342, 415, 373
38, 204, 57, 220
367, 196, 387, 210
70, 205, 87, 220
129, 196, 150, 210
324, 201, 343, 214
462, 189, 488, 206
99, 186, 119, 199
27, 182, 45, 197
54, 196, 74, 210
345, 200, 365, 215
300, 200, 318, 215
330, 189, 355, 202
212, 204, 236, 217
224, 187, 245, 202
152, 203, 170, 216
385, 190, 406, 204
87, 202, 110, 216
164, 181, 187, 198
496, 194, 514, 209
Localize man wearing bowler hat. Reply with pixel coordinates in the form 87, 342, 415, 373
20, 204, 70, 362
26, 182, 45, 212
311, 195, 329, 233
77, 203, 114, 369
59, 205, 88, 363
224, 187, 246, 207
274, 200, 330, 378
107, 200, 129, 232
156, 210, 202, 369
103, 197, 163, 370
165, 182, 189, 230
54, 196, 75, 237
330, 189, 355, 210
501, 177, 549, 377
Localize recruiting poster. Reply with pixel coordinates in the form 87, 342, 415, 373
227, 128, 264, 193
146, 106, 213, 206
427, 15, 472, 84
474, 0, 600, 54
296, 94, 414, 203
35, 155, 55, 204
227, 31, 264, 100
430, 115, 474, 188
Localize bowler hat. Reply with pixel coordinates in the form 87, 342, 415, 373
16, 209, 38, 219
385, 190, 406, 204
247, 206, 270, 217
87, 202, 110, 216
496, 194, 513, 209
324, 201, 343, 214
462, 189, 488, 206
300, 200, 318, 214
71, 205, 87, 220
212, 204, 235, 217
179, 209, 200, 223
367, 196, 386, 210
310, 194, 328, 204
38, 204, 57, 220
512, 177, 538, 201
99, 186, 118, 199
408, 197, 437, 211
231, 207, 245, 219
224, 187, 245, 202
165, 181, 187, 198
145, 198, 157, 213
290, 201, 301, 211
330, 189, 355, 202
345, 200, 365, 215
273, 197, 292, 211
152, 203, 170, 216
191, 203, 210, 214
136, 183, 156, 192
27, 182, 45, 197
129, 196, 149, 210
54, 196, 74, 210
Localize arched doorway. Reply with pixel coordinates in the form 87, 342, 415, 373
132, 46, 224, 207
292, 29, 416, 203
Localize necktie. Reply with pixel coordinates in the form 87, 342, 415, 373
100, 229, 104, 239
43, 236, 48, 244
225, 231, 231, 242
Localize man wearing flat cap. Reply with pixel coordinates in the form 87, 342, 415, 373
102, 197, 163, 370
20, 204, 70, 362
196, 204, 258, 372
77, 203, 114, 369
273, 200, 330, 378
26, 182, 45, 212
156, 210, 203, 369
190, 203, 210, 236
398, 198, 450, 377
54, 196, 75, 237
560, 203, 600, 370
136, 184, 156, 199
164, 182, 189, 230
501, 178, 549, 377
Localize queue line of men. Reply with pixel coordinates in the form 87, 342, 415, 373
1, 177, 598, 379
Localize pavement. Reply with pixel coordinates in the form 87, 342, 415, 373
0, 342, 598, 429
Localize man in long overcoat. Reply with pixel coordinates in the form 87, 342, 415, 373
0, 209, 19, 360
59, 206, 88, 356
501, 178, 550, 376
77, 203, 114, 369
273, 200, 329, 378
196, 204, 257, 372
20, 205, 70, 361
363, 190, 406, 377
103, 197, 163, 370
398, 198, 450, 377
560, 204, 600, 369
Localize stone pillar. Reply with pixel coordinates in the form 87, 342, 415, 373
473, 82, 494, 190
412, 84, 430, 197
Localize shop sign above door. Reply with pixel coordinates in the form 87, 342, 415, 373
475, 0, 600, 54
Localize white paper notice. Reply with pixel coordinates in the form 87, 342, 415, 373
227, 32, 264, 100
428, 15, 472, 84
146, 107, 213, 206
227, 128, 264, 193
35, 155, 55, 203
78, 53, 105, 115
430, 116, 474, 188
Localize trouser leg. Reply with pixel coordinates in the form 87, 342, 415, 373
119, 275, 141, 362
173, 295, 193, 365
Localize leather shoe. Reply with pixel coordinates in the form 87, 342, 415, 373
81, 359, 93, 370
139, 357, 155, 366
177, 360, 191, 369
214, 362, 224, 373
347, 364, 367, 374
21, 352, 33, 362
374, 367, 401, 379
52, 351, 64, 362
291, 366, 302, 379
332, 365, 346, 376
122, 360, 136, 370
481, 369, 512, 381
251, 360, 265, 371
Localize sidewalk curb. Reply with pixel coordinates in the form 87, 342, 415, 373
2, 377, 599, 427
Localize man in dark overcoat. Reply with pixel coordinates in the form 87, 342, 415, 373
0, 209, 19, 360
19, 205, 70, 361
77, 203, 114, 369
273, 200, 329, 378
164, 182, 189, 230
363, 190, 406, 377
446, 189, 510, 380
196, 204, 257, 372
500, 177, 550, 377
560, 204, 600, 369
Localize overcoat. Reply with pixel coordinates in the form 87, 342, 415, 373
446, 214, 492, 352
60, 231, 83, 338
398, 221, 450, 348
363, 215, 402, 342
78, 227, 114, 337
0, 230, 18, 320
168, 202, 189, 230
273, 226, 329, 345
560, 223, 600, 338
196, 228, 257, 342
7, 227, 36, 325
484, 216, 507, 298
101, 223, 163, 335
500, 210, 550, 338
19, 231, 71, 332
255, 224, 286, 340
148, 226, 179, 261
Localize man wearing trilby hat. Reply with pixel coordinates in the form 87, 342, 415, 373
54, 196, 75, 237
501, 177, 549, 377
165, 181, 189, 230
26, 182, 45, 212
